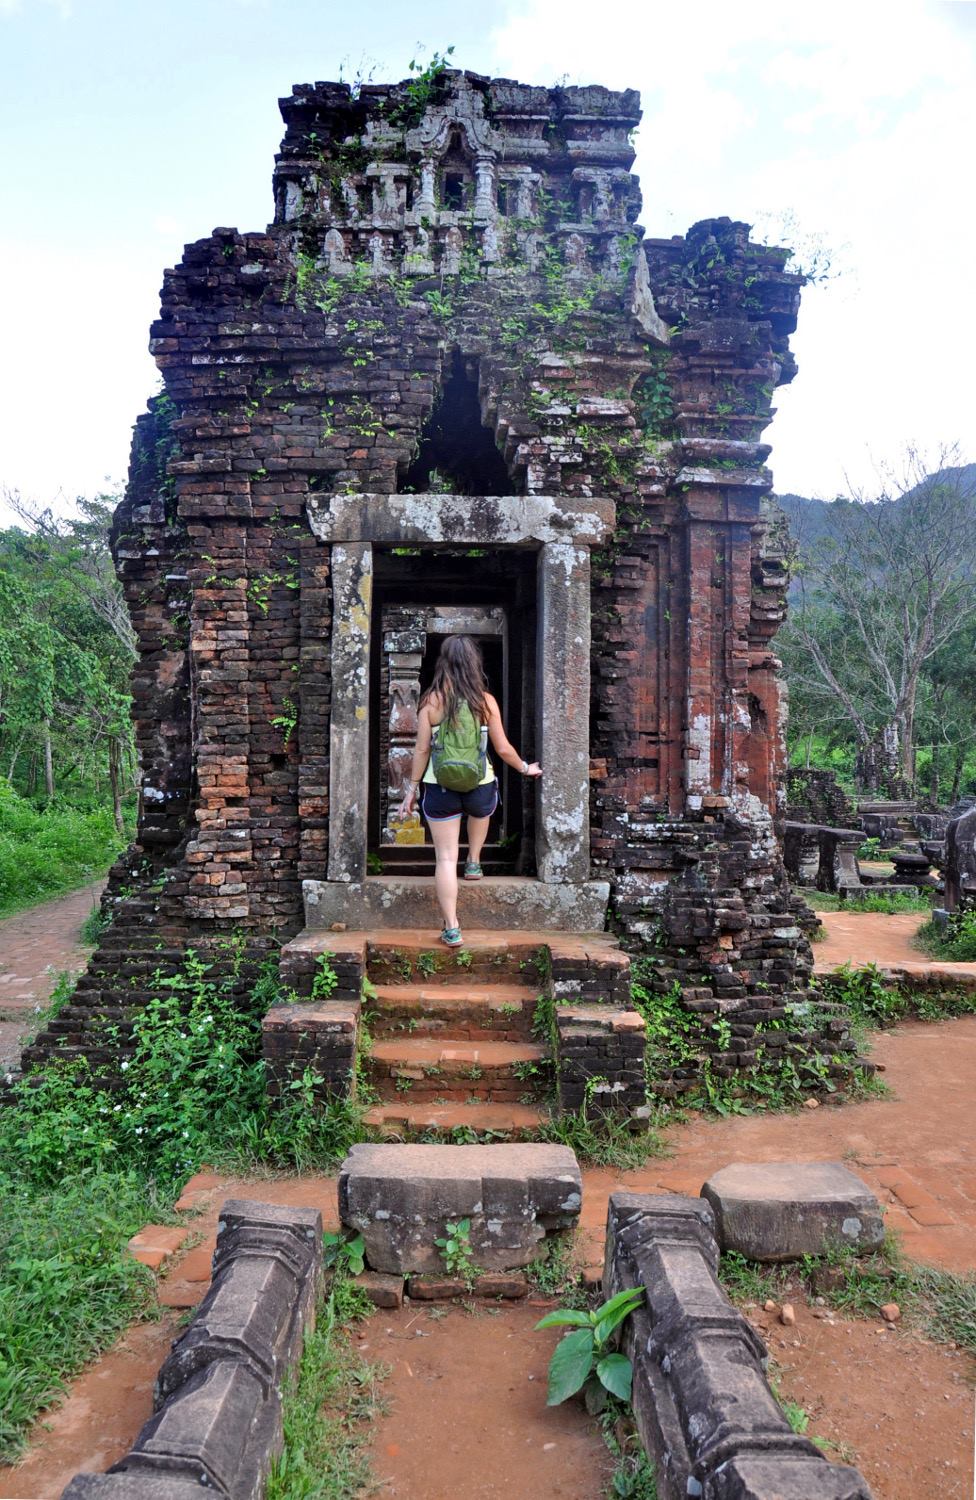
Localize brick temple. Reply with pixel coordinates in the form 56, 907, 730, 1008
26, 70, 846, 1117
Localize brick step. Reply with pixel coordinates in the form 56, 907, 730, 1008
364, 1099, 547, 1142
366, 930, 549, 987
368, 1037, 548, 1102
370, 983, 538, 1040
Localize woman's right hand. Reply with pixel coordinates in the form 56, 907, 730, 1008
524, 761, 542, 778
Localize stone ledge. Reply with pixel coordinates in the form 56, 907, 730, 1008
306, 491, 615, 547
302, 875, 611, 933
604, 1192, 873, 1500
339, 1141, 582, 1274
62, 1198, 322, 1500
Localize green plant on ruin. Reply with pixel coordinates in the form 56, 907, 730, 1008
633, 354, 674, 440
309, 951, 338, 1001
385, 45, 456, 129
416, 950, 440, 978
271, 696, 298, 747
424, 287, 454, 321
536, 1286, 644, 1413
434, 1216, 477, 1286
322, 1229, 366, 1277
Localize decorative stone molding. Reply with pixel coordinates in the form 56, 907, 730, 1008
62, 1200, 322, 1500
604, 1192, 874, 1500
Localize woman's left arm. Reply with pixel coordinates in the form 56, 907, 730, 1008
397, 705, 433, 819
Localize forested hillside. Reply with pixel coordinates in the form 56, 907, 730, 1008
0, 491, 136, 915
777, 456, 976, 801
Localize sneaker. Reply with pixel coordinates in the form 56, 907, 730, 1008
440, 926, 464, 947
463, 861, 483, 881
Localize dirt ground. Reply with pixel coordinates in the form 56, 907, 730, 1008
0, 883, 105, 1073
813, 907, 976, 983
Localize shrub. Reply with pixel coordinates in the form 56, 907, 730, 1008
917, 909, 976, 962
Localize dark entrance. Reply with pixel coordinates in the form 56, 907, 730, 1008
368, 547, 537, 875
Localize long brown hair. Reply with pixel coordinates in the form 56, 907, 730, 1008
421, 635, 488, 726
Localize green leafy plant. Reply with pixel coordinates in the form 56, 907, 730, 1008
416, 950, 439, 978
323, 1230, 366, 1276
434, 1217, 477, 1286
535, 1286, 644, 1412
310, 952, 339, 1001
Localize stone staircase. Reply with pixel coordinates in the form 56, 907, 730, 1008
271, 927, 639, 1142
367, 932, 549, 1138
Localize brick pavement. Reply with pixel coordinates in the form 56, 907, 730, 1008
0, 882, 105, 1073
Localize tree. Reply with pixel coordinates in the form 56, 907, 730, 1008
0, 488, 136, 821
779, 447, 976, 796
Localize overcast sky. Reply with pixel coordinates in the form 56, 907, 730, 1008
0, 0, 973, 521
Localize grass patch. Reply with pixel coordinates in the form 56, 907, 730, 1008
0, 942, 372, 1459
266, 1270, 386, 1499
0, 1169, 171, 1462
599, 1400, 657, 1498
915, 909, 976, 962
720, 1239, 976, 1359
527, 1232, 589, 1306
0, 785, 132, 919
539, 1107, 663, 1171
802, 888, 931, 915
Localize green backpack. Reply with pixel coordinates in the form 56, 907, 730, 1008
430, 703, 489, 792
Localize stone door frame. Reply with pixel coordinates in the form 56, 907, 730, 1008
305, 491, 614, 891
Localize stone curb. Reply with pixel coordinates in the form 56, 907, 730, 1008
604, 1192, 875, 1500
61, 1199, 322, 1500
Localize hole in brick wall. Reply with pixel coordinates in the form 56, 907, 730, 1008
398, 351, 516, 496
270, 752, 287, 769
496, 183, 510, 215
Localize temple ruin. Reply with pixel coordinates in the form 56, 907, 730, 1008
25, 69, 844, 1113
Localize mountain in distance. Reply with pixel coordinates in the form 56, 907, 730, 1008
775, 462, 976, 554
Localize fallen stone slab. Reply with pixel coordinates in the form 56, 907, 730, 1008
61, 1199, 322, 1500
700, 1161, 885, 1262
605, 1192, 874, 1500
339, 1141, 581, 1273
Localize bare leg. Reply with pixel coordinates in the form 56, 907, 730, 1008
428, 814, 462, 930
465, 813, 491, 867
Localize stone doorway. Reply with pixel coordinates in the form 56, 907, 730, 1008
304, 489, 615, 930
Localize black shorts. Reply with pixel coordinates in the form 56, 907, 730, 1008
420, 779, 499, 822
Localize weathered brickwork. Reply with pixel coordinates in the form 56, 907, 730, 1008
25, 69, 833, 1089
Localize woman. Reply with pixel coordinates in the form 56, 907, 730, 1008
397, 635, 541, 946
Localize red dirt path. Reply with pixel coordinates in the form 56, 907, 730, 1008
0, 882, 105, 1073
813, 908, 976, 984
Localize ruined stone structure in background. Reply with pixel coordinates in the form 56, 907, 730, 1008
25, 70, 828, 1092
